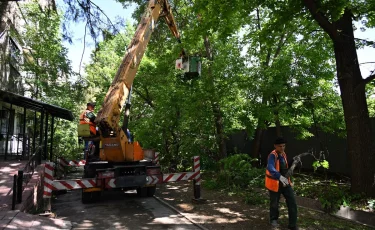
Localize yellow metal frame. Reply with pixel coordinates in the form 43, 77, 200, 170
83, 187, 102, 193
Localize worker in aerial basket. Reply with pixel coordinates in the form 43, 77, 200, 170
265, 137, 298, 230
79, 102, 97, 158
79, 102, 97, 135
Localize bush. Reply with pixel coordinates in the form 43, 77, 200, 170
293, 174, 365, 213
244, 189, 269, 205
203, 154, 264, 190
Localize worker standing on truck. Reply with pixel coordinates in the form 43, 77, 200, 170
79, 102, 97, 158
125, 128, 132, 142
265, 137, 298, 230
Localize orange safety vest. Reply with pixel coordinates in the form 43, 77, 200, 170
79, 109, 96, 135
265, 150, 292, 192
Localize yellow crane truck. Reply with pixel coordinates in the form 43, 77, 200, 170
78, 0, 182, 203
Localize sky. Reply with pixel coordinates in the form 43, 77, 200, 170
56, 0, 136, 74
57, 1, 374, 79
353, 22, 375, 78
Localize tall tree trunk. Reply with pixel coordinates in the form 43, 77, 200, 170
204, 36, 227, 159
274, 111, 282, 137
304, 1, 375, 195
251, 94, 266, 160
212, 101, 227, 159
273, 95, 282, 137
251, 126, 264, 160
334, 11, 375, 196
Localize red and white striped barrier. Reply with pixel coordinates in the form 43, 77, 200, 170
56, 158, 86, 179
52, 179, 96, 190
58, 158, 86, 167
193, 156, 201, 185
43, 162, 55, 199
162, 171, 199, 183
43, 162, 96, 198
107, 178, 116, 188
43, 155, 202, 205
146, 156, 201, 185
146, 175, 161, 185
154, 152, 159, 165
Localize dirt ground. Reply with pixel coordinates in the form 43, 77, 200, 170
156, 181, 374, 230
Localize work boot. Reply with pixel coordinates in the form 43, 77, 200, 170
288, 226, 299, 230
270, 220, 279, 227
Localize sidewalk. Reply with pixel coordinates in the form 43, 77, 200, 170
0, 160, 25, 211
0, 160, 71, 230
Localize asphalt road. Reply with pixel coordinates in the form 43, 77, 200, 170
53, 189, 201, 230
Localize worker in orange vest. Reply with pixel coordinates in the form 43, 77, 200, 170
79, 102, 97, 159
79, 102, 97, 135
265, 137, 298, 230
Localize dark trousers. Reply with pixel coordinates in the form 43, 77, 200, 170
269, 185, 297, 227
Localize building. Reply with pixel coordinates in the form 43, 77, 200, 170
0, 0, 72, 161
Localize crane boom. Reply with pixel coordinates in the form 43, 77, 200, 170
95, 0, 180, 136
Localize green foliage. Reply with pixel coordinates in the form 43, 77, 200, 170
203, 154, 267, 205
205, 154, 265, 189
317, 185, 364, 213
244, 190, 269, 205
312, 160, 330, 171
293, 174, 365, 213
16, 2, 88, 160
368, 199, 375, 210
203, 177, 220, 190
367, 97, 375, 117
318, 185, 348, 213
18, 3, 73, 99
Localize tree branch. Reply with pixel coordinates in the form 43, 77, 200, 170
363, 71, 375, 85
273, 32, 286, 61
79, 21, 88, 77
133, 88, 154, 108
89, 0, 128, 44
354, 37, 374, 46
303, 0, 339, 41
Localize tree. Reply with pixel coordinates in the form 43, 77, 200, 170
191, 0, 375, 195
55, 1, 375, 195
302, 0, 375, 196
17, 2, 87, 159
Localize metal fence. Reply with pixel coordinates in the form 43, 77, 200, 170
12, 146, 42, 210
0, 133, 31, 160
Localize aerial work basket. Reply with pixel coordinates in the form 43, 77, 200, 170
176, 56, 201, 80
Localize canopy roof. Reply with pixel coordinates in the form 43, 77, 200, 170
0, 90, 74, 121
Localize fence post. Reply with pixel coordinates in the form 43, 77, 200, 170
154, 152, 159, 165
12, 174, 17, 210
43, 162, 54, 213
17, 170, 23, 203
192, 156, 205, 203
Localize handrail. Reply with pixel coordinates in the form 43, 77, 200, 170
12, 174, 17, 210
16, 146, 42, 203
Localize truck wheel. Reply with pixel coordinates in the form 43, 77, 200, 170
83, 165, 96, 178
92, 191, 101, 201
82, 191, 101, 203
136, 187, 147, 197
82, 190, 91, 204
147, 186, 156, 197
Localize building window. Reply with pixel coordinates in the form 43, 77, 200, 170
9, 65, 22, 92
15, 113, 23, 135
0, 110, 9, 135
0, 109, 15, 135
9, 37, 22, 69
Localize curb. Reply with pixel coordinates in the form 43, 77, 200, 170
154, 195, 209, 230
294, 195, 375, 228
256, 187, 375, 229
